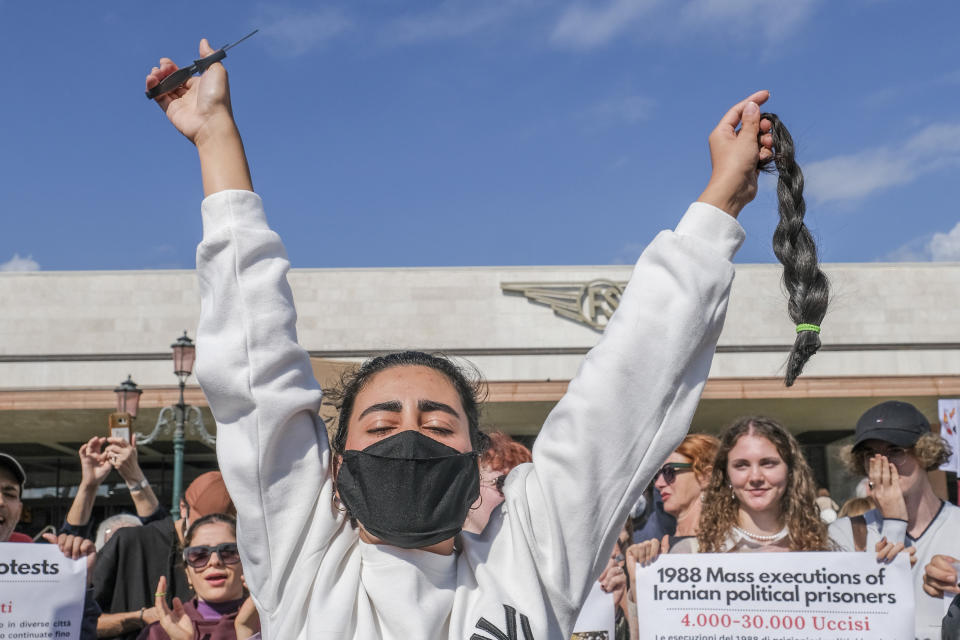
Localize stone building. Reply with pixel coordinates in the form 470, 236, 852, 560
1, 261, 958, 533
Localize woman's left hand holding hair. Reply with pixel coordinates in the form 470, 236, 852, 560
146, 39, 252, 196
153, 576, 198, 640
697, 90, 774, 218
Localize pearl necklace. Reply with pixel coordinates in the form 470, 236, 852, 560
733, 525, 789, 542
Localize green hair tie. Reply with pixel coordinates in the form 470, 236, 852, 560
796, 323, 821, 334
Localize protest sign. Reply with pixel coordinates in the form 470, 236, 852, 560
572, 580, 616, 640
635, 552, 913, 640
938, 399, 960, 474
0, 543, 86, 638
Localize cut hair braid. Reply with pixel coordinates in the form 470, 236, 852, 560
760, 113, 830, 387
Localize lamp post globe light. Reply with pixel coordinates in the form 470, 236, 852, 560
130, 331, 216, 517
114, 375, 142, 417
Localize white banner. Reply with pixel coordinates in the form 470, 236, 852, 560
0, 543, 87, 637
572, 580, 616, 640
635, 552, 913, 640
939, 399, 960, 474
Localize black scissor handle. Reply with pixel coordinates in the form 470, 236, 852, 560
145, 49, 227, 100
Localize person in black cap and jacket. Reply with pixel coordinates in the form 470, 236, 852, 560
829, 401, 960, 640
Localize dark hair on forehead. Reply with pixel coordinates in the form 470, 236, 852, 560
183, 513, 237, 548
327, 351, 489, 455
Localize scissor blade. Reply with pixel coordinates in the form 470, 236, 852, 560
222, 29, 258, 52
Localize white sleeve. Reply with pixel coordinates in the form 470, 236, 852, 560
506, 201, 744, 610
829, 517, 855, 551
195, 189, 339, 613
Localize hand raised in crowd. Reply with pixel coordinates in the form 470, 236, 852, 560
146, 39, 235, 147
103, 435, 146, 485
42, 532, 96, 583
874, 536, 916, 567
78, 436, 113, 487
625, 536, 670, 602
153, 575, 197, 640
867, 454, 908, 521
923, 554, 960, 598
697, 90, 774, 218
234, 595, 261, 640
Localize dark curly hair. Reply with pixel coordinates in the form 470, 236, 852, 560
760, 114, 830, 387
324, 350, 490, 455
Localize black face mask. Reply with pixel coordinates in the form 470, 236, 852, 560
336, 430, 480, 549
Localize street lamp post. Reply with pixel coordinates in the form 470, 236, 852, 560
132, 331, 216, 517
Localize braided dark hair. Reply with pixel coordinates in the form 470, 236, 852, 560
759, 113, 829, 387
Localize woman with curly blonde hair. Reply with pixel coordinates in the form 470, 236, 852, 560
696, 416, 828, 553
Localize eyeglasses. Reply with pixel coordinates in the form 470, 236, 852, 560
857, 446, 909, 467
183, 542, 241, 569
653, 462, 694, 485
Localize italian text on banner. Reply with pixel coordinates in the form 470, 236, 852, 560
635, 551, 913, 640
0, 542, 86, 637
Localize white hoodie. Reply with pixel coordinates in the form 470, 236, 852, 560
195, 190, 744, 639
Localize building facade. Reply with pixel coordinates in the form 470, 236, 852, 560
2, 261, 959, 533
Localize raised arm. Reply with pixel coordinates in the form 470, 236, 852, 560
503, 91, 772, 608
145, 38, 252, 196
148, 41, 339, 614
64, 438, 112, 535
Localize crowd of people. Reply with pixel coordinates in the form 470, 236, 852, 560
1, 40, 958, 640
6, 397, 960, 639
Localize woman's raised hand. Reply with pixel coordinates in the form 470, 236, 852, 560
146, 39, 235, 147
697, 90, 773, 218
154, 576, 197, 640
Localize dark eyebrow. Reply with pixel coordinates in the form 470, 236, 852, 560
357, 400, 403, 420
418, 399, 461, 418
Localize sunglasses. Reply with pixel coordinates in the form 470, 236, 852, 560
653, 462, 694, 485
183, 542, 241, 569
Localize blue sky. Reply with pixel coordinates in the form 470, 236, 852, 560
1, 0, 958, 271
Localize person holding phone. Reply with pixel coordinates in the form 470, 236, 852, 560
62, 436, 161, 542
146, 38, 773, 639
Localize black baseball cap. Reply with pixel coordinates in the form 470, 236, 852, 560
0, 453, 26, 493
853, 401, 930, 449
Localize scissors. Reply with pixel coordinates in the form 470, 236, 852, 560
145, 30, 258, 99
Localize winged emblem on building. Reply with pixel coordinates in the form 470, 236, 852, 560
500, 280, 627, 331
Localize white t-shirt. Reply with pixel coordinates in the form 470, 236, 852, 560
831, 503, 960, 639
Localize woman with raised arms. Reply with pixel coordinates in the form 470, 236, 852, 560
146, 38, 772, 639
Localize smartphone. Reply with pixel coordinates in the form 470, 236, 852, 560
108, 412, 133, 443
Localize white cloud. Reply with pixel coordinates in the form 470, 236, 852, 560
551, 0, 659, 49
0, 254, 40, 272
679, 0, 817, 42
929, 221, 960, 261
384, 1, 531, 44
550, 0, 817, 50
804, 122, 960, 205
887, 221, 960, 262
260, 7, 352, 57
